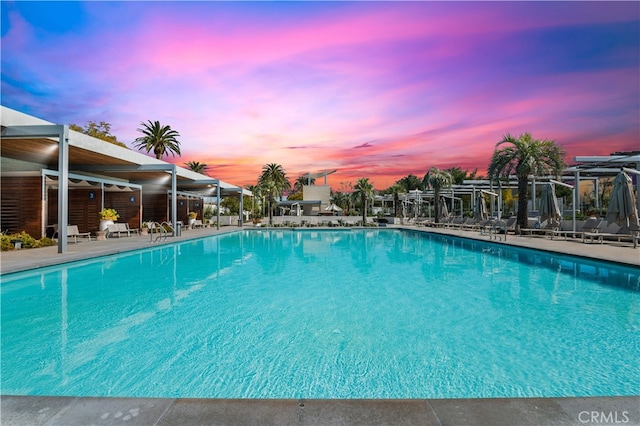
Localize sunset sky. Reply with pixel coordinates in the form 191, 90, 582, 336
2, 1, 638, 189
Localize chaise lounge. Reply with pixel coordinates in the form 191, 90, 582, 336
67, 225, 93, 243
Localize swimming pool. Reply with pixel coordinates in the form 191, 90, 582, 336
1, 229, 638, 399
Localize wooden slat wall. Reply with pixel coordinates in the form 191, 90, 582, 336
1, 176, 42, 236
104, 191, 141, 229
188, 198, 203, 221
142, 193, 168, 223
48, 188, 102, 233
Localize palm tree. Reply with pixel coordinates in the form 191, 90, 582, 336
133, 120, 181, 160
258, 163, 291, 226
386, 183, 404, 217
488, 132, 566, 233
293, 174, 316, 194
423, 167, 452, 223
353, 177, 375, 224
245, 184, 262, 220
184, 161, 207, 174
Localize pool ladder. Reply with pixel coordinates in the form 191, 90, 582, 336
148, 221, 172, 242
488, 219, 507, 241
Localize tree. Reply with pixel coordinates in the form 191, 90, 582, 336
353, 177, 375, 224
332, 191, 350, 214
423, 167, 452, 223
488, 132, 566, 232
384, 183, 404, 217
70, 121, 128, 148
185, 161, 207, 174
443, 166, 479, 185
133, 120, 181, 160
396, 174, 423, 191
292, 174, 315, 194
245, 184, 263, 220
258, 163, 291, 226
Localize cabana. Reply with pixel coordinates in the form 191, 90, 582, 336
1, 106, 249, 253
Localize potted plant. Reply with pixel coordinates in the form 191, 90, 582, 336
141, 222, 149, 236
98, 208, 119, 231
188, 211, 197, 228
204, 206, 214, 226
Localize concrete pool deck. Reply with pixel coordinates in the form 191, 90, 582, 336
1, 224, 638, 425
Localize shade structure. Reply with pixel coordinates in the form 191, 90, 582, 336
325, 203, 342, 214
474, 194, 488, 220
539, 183, 561, 223
439, 197, 449, 218
607, 171, 639, 227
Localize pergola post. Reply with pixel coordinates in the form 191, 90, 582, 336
171, 165, 177, 232
573, 170, 579, 232
57, 126, 69, 253
216, 184, 221, 230
238, 189, 244, 227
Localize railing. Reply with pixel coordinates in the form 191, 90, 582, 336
149, 221, 171, 242
488, 219, 507, 241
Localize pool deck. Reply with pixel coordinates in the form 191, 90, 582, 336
2, 224, 638, 425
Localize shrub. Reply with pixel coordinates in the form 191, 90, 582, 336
0, 232, 56, 251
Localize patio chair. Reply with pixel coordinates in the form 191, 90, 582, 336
67, 225, 93, 243
125, 223, 140, 235
521, 219, 561, 238
583, 222, 639, 248
552, 217, 603, 240
106, 223, 131, 238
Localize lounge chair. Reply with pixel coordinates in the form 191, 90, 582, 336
521, 219, 560, 238
432, 216, 454, 228
67, 225, 93, 242
125, 223, 140, 234
106, 223, 131, 238
583, 223, 639, 248
552, 217, 603, 240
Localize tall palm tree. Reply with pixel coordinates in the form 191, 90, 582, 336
488, 132, 566, 232
133, 120, 181, 160
386, 183, 404, 217
423, 167, 452, 223
184, 161, 207, 174
245, 184, 262, 220
353, 177, 375, 224
258, 163, 291, 226
293, 174, 316, 194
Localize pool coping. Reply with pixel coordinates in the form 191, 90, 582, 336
2, 395, 639, 425
2, 225, 638, 425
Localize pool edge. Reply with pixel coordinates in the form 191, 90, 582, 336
2, 395, 639, 425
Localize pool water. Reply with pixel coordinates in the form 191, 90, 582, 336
1, 229, 639, 398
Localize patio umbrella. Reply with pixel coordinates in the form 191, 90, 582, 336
324, 203, 342, 216
401, 201, 407, 218
474, 194, 488, 220
607, 171, 639, 227
439, 197, 449, 218
539, 183, 561, 223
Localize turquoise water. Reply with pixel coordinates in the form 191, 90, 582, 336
1, 229, 638, 399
